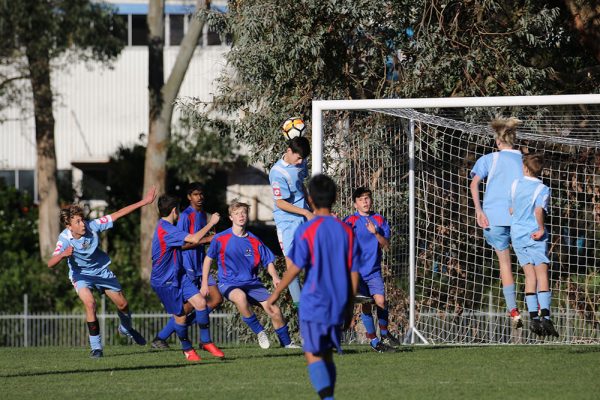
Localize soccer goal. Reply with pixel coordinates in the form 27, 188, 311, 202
312, 94, 600, 345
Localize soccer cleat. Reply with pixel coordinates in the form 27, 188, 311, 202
183, 348, 201, 361
541, 318, 560, 338
381, 333, 401, 348
118, 325, 147, 346
510, 308, 523, 329
90, 349, 103, 359
151, 337, 170, 349
530, 318, 545, 337
284, 342, 301, 349
201, 342, 225, 358
370, 341, 395, 353
257, 330, 270, 349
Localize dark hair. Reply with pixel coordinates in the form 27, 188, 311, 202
287, 136, 310, 159
523, 153, 544, 177
158, 194, 179, 217
187, 182, 205, 195
352, 187, 372, 202
307, 174, 337, 209
60, 205, 84, 227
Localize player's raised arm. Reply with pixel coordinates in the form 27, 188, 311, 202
185, 212, 220, 247
47, 245, 73, 268
109, 186, 157, 222
469, 175, 489, 228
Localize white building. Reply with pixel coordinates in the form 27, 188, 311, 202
0, 0, 274, 222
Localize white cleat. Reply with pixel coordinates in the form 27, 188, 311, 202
284, 342, 301, 349
257, 331, 270, 349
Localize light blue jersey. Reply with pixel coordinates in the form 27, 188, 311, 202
510, 176, 550, 247
269, 158, 309, 223
470, 149, 523, 226
53, 215, 114, 281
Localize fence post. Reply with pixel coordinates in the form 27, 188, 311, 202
23, 293, 28, 347
100, 294, 106, 346
565, 297, 570, 342
488, 291, 493, 343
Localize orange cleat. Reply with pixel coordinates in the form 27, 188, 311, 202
202, 342, 225, 359
183, 348, 201, 361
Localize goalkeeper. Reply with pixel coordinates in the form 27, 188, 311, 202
469, 118, 524, 328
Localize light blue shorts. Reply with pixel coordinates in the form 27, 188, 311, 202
514, 241, 550, 267
71, 273, 122, 294
275, 217, 305, 256
483, 226, 511, 251
300, 320, 343, 355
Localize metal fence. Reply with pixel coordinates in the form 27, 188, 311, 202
0, 295, 239, 347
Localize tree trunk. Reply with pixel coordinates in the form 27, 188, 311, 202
140, 0, 207, 280
563, 0, 600, 63
27, 48, 60, 258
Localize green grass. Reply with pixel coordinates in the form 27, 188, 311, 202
1, 345, 600, 399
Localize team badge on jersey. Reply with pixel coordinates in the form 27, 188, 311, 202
272, 182, 281, 198
81, 240, 90, 250
244, 248, 252, 257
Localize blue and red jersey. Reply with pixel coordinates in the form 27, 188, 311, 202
206, 228, 276, 286
343, 212, 390, 278
177, 206, 208, 280
288, 216, 360, 325
151, 219, 188, 288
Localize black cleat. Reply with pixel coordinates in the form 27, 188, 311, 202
530, 318, 545, 337
381, 333, 401, 348
541, 318, 560, 338
118, 325, 147, 346
370, 341, 395, 353
354, 294, 373, 304
151, 337, 170, 349
90, 349, 103, 359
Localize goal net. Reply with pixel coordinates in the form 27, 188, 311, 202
314, 95, 600, 344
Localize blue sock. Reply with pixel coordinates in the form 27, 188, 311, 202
89, 334, 102, 351
361, 312, 379, 345
275, 324, 292, 346
308, 360, 334, 400
538, 291, 552, 318
377, 307, 389, 336
117, 310, 132, 331
242, 314, 265, 335
157, 317, 176, 340
503, 284, 518, 312
325, 361, 337, 387
196, 309, 212, 344
174, 322, 192, 351
525, 293, 539, 317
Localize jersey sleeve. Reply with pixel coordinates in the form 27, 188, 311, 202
176, 212, 192, 234
380, 216, 391, 240
287, 228, 310, 270
164, 225, 189, 248
259, 242, 276, 266
535, 185, 551, 213
52, 236, 69, 256
206, 236, 219, 259
350, 232, 361, 273
470, 154, 490, 180
88, 215, 113, 233
269, 168, 291, 201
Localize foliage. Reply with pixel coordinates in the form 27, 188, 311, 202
180, 0, 599, 167
0, 183, 76, 312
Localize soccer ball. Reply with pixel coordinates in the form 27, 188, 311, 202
282, 117, 306, 140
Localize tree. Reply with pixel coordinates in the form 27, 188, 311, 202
180, 0, 598, 165
140, 0, 209, 280
0, 0, 126, 257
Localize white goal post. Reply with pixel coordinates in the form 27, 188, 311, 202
312, 94, 600, 345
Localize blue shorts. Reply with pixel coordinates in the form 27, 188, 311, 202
181, 275, 202, 302
483, 226, 511, 251
275, 217, 305, 256
300, 320, 343, 355
185, 272, 216, 287
514, 241, 550, 267
152, 285, 185, 316
358, 273, 385, 297
71, 274, 122, 294
220, 281, 270, 305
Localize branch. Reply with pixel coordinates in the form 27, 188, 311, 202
0, 74, 29, 90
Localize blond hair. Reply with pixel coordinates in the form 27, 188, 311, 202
228, 199, 250, 215
491, 117, 521, 146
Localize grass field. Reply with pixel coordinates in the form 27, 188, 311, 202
1, 344, 600, 399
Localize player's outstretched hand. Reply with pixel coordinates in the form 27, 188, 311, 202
143, 186, 157, 205
209, 212, 220, 227
531, 228, 545, 240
